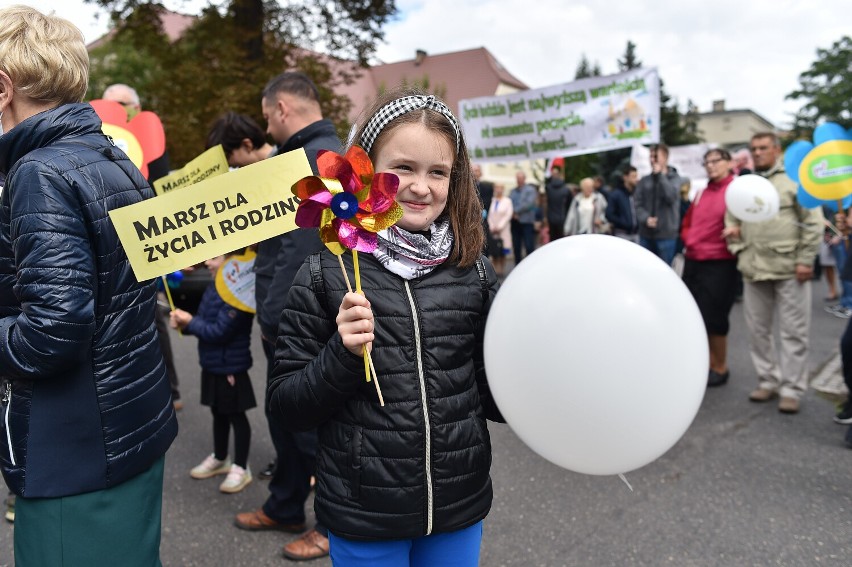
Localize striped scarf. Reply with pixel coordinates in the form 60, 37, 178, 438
372, 218, 454, 280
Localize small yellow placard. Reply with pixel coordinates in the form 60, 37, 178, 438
152, 145, 230, 195
109, 148, 312, 281
215, 249, 256, 313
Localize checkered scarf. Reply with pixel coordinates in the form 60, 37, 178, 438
372, 218, 454, 280
360, 95, 461, 154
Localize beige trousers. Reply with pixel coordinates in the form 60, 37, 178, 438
742, 278, 811, 399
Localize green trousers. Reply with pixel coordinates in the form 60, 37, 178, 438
14, 456, 165, 567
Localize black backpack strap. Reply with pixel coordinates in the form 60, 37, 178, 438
308, 253, 326, 311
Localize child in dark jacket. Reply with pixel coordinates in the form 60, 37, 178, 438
170, 253, 256, 493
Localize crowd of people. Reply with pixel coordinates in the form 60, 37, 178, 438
0, 5, 850, 567
478, 134, 849, 440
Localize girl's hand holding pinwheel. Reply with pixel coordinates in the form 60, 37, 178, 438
291, 145, 403, 405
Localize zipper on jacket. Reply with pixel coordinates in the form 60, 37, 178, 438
404, 281, 433, 535
2, 383, 14, 466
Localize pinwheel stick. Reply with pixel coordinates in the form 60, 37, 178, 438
337, 254, 385, 406
161, 275, 182, 336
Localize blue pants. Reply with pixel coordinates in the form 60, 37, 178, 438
511, 220, 536, 263
831, 242, 852, 309
328, 521, 483, 567
639, 236, 677, 266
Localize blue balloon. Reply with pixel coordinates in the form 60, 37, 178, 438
797, 185, 852, 211
824, 194, 852, 213
784, 140, 813, 183
797, 185, 823, 208
813, 122, 848, 145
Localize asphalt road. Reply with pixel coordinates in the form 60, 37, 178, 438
2, 268, 851, 566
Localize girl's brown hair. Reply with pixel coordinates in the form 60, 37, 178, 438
349, 87, 485, 268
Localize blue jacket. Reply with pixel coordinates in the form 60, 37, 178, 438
186, 284, 254, 374
0, 103, 178, 498
606, 185, 637, 234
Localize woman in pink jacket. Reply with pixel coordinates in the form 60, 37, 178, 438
680, 148, 738, 388
487, 183, 513, 277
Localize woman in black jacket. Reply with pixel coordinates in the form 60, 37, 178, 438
267, 88, 503, 566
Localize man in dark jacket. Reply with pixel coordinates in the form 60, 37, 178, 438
635, 143, 682, 265
0, 7, 177, 564
606, 166, 639, 243
545, 166, 571, 240
234, 72, 341, 561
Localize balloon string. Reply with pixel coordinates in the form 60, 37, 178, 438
618, 473, 634, 492
337, 254, 384, 406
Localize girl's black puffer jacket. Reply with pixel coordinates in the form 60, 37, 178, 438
268, 250, 503, 541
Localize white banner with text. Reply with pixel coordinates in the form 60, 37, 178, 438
459, 67, 660, 163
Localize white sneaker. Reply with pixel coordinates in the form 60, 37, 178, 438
190, 454, 231, 479
219, 464, 252, 494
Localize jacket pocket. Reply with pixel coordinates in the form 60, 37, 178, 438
348, 425, 362, 500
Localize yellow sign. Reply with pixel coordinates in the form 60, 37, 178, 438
109, 148, 312, 281
152, 145, 230, 195
102, 123, 144, 168
215, 249, 256, 313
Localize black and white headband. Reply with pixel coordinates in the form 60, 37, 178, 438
359, 95, 461, 154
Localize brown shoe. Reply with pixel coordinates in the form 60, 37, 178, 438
778, 396, 800, 414
173, 400, 183, 411
234, 509, 305, 533
282, 529, 329, 562
748, 388, 777, 402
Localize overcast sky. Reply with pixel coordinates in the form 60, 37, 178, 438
7, 1, 847, 130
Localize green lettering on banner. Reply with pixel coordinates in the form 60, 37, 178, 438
484, 141, 530, 159
491, 122, 535, 138
589, 78, 647, 99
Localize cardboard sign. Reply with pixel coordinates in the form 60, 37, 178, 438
90, 99, 166, 180
109, 148, 312, 281
153, 145, 230, 195
215, 250, 256, 313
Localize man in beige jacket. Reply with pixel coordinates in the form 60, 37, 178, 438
723, 132, 823, 414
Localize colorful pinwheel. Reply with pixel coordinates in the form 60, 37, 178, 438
292, 146, 403, 254
291, 146, 403, 406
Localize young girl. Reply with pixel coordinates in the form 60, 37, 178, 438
170, 253, 256, 494
267, 88, 504, 566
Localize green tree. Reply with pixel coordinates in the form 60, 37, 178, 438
574, 53, 601, 80
786, 35, 852, 137
85, 0, 396, 165
617, 40, 641, 71
658, 79, 701, 146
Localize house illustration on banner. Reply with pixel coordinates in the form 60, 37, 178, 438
606, 98, 651, 140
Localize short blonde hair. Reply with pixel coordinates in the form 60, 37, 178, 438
0, 5, 89, 104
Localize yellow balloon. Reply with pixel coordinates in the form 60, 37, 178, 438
798, 140, 852, 200
101, 123, 144, 168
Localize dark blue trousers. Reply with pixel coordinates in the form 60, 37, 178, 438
261, 339, 326, 535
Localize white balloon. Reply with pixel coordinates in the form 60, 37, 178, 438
484, 236, 707, 475
724, 174, 780, 222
